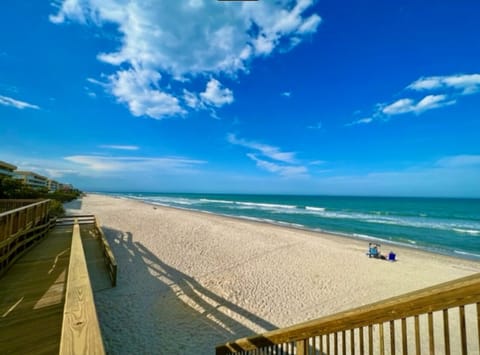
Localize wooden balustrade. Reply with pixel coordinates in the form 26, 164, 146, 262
0, 199, 40, 213
0, 199, 52, 277
216, 273, 480, 354
93, 218, 118, 287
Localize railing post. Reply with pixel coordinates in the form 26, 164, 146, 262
296, 339, 307, 355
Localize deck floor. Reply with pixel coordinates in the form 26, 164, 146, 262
0, 225, 72, 355
0, 222, 112, 354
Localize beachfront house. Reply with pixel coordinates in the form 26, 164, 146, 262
0, 160, 17, 177
15, 171, 49, 190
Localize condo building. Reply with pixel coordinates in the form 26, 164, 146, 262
0, 161, 17, 177
15, 171, 49, 190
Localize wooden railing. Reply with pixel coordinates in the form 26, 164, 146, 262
56, 214, 118, 287
93, 217, 118, 287
216, 273, 480, 354
0, 199, 41, 213
60, 221, 105, 354
0, 199, 52, 277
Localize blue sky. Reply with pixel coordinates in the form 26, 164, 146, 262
1, 0, 479, 197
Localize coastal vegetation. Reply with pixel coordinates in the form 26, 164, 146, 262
0, 175, 81, 217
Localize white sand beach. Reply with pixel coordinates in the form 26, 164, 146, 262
66, 194, 480, 353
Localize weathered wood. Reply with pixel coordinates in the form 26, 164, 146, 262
390, 320, 395, 354
350, 329, 355, 355
216, 273, 480, 354
428, 312, 434, 355
401, 318, 407, 355
443, 309, 450, 355
0, 225, 71, 354
94, 218, 117, 287
296, 339, 307, 355
59, 222, 105, 355
477, 303, 480, 351
459, 305, 467, 355
379, 323, 385, 355
0, 200, 53, 277
414, 315, 421, 355
334, 331, 338, 355
368, 325, 373, 355
359, 326, 364, 355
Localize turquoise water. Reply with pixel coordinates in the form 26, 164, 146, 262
107, 192, 480, 261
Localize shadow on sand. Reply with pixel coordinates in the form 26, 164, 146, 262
93, 226, 278, 353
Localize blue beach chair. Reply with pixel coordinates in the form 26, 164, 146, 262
367, 243, 380, 258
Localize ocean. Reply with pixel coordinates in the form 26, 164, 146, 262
106, 192, 480, 261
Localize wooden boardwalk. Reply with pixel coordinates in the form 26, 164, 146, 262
0, 220, 112, 354
0, 225, 72, 354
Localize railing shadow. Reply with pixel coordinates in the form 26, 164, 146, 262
94, 226, 278, 354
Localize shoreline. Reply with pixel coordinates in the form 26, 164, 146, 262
111, 193, 480, 264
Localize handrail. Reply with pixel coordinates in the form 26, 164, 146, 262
0, 199, 52, 276
59, 221, 105, 354
94, 217, 118, 287
0, 199, 41, 212
0, 199, 48, 218
216, 273, 480, 354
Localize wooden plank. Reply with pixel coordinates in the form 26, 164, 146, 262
327, 332, 331, 354
0, 224, 71, 354
59, 223, 105, 355
428, 312, 434, 355
414, 315, 421, 355
401, 318, 407, 355
379, 323, 385, 355
443, 309, 450, 355
351, 329, 355, 355
359, 327, 364, 355
390, 320, 395, 354
459, 305, 467, 355
334, 331, 338, 355
368, 325, 373, 355
296, 339, 307, 355
477, 303, 480, 351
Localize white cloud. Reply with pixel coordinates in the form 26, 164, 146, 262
0, 95, 40, 110
382, 95, 455, 115
64, 155, 206, 172
307, 122, 323, 129
227, 133, 296, 163
436, 155, 480, 168
199, 79, 234, 107
408, 73, 480, 95
50, 0, 321, 119
247, 154, 307, 177
345, 117, 373, 126
281, 91, 292, 97
99, 145, 139, 151
349, 72, 480, 126
227, 133, 309, 177
109, 68, 185, 119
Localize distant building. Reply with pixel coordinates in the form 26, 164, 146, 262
59, 183, 74, 191
0, 160, 17, 177
15, 171, 49, 190
48, 179, 60, 192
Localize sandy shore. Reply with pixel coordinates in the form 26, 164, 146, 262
66, 194, 480, 353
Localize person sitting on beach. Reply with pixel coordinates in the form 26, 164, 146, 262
368, 243, 380, 258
